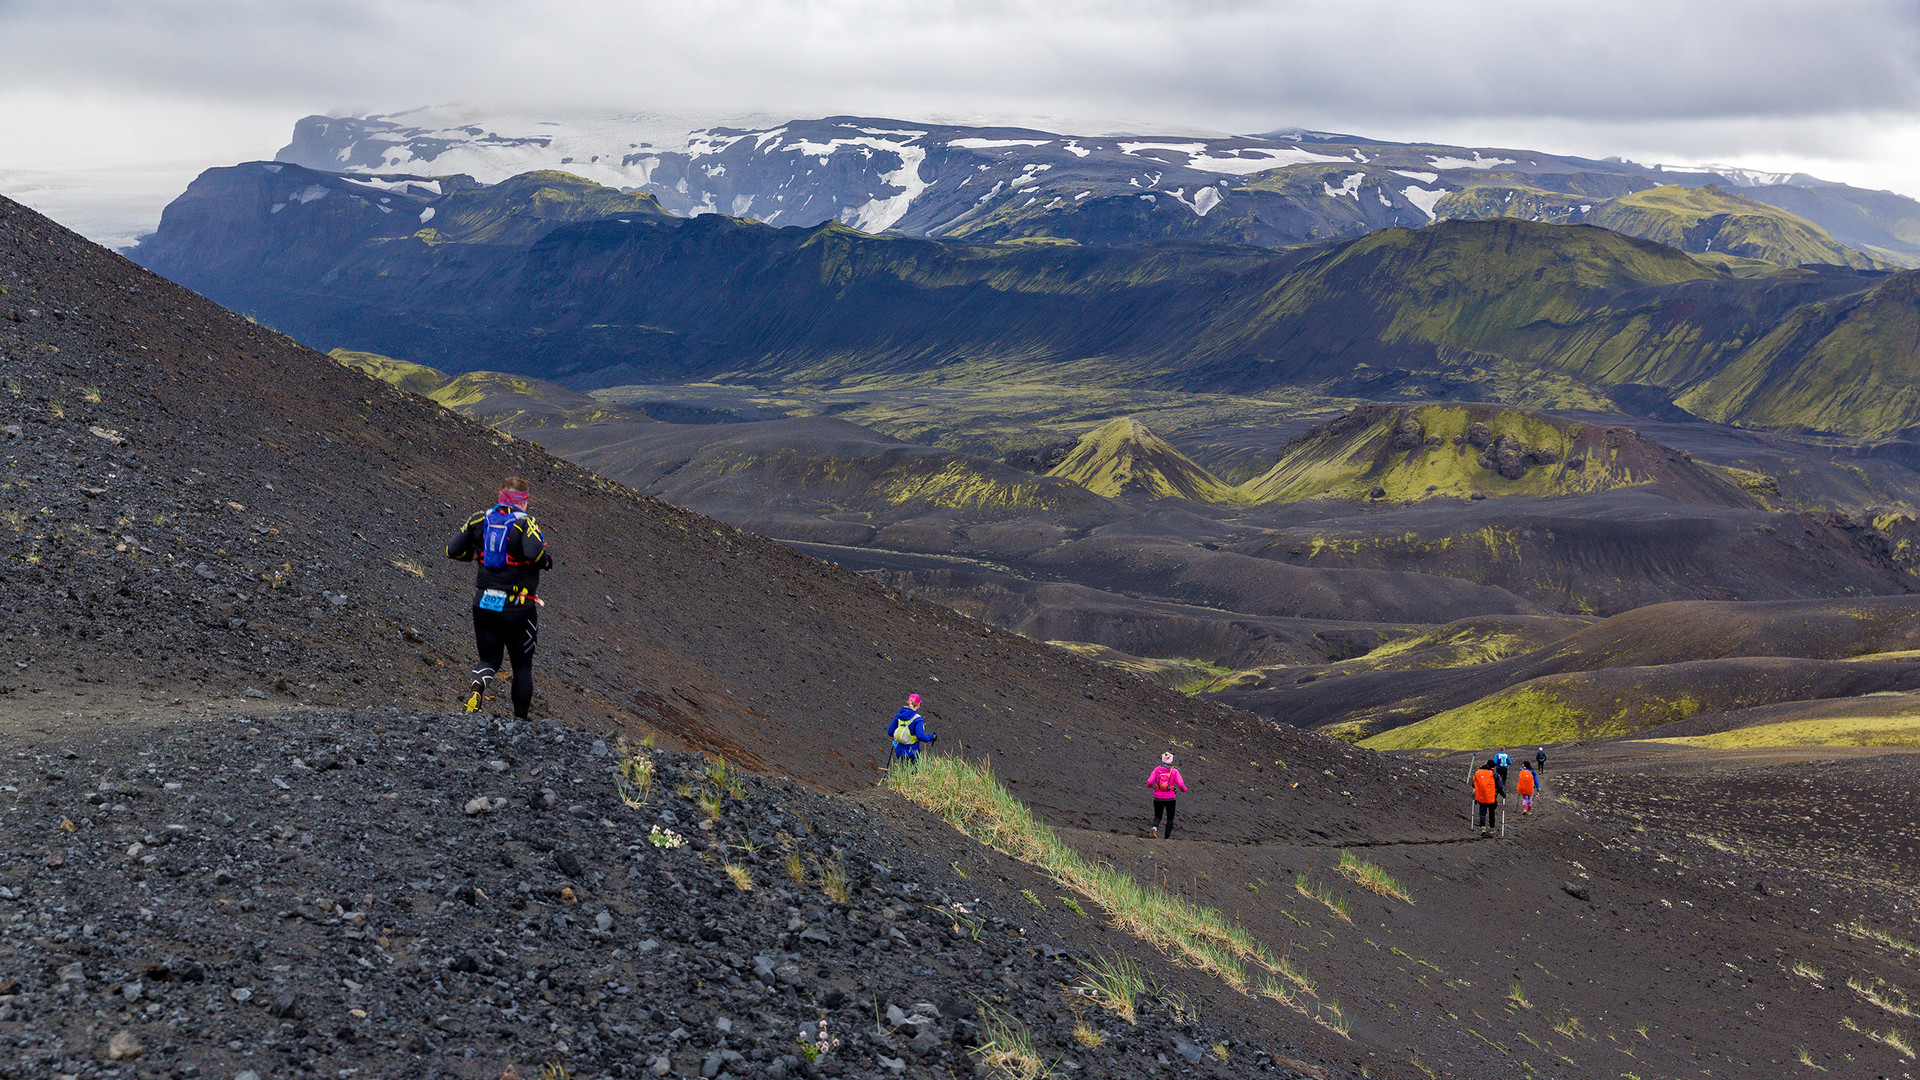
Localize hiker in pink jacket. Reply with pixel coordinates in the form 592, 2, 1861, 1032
1147, 751, 1188, 838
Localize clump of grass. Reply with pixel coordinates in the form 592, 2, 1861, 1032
47, 400, 65, 419
1796, 1046, 1826, 1070
1070, 1020, 1102, 1048
1552, 1015, 1586, 1040
697, 789, 724, 821
1850, 977, 1919, 1018
724, 863, 753, 891
1337, 850, 1414, 903
705, 755, 731, 789
390, 555, 426, 578
1507, 981, 1531, 1009
1273, 956, 1316, 998
888, 755, 1276, 988
818, 855, 850, 904
1076, 951, 1146, 1023
783, 850, 806, 884
1021, 888, 1044, 909
1210, 1042, 1228, 1061
1791, 960, 1826, 984
1869, 1025, 1915, 1059
1317, 999, 1352, 1038
1256, 976, 1304, 1013
79, 385, 102, 405
1058, 896, 1089, 919
971, 1004, 1051, 1080
1840, 919, 1920, 960
1156, 985, 1201, 1024
1295, 874, 1352, 923
538, 1062, 569, 1080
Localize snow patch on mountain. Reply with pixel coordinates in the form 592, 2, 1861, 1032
1428, 152, 1516, 170
1402, 186, 1446, 219
949, 138, 1051, 150
1393, 170, 1439, 184
846, 144, 928, 234
1323, 172, 1365, 199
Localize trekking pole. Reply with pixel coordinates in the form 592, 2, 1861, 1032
1500, 796, 1507, 839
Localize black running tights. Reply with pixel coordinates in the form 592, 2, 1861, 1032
1153, 799, 1176, 837
473, 605, 538, 718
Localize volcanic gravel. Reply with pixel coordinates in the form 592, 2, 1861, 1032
0, 707, 1336, 1080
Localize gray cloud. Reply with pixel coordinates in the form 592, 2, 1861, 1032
4, 0, 1919, 242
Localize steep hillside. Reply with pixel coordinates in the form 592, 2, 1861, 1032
1581, 184, 1890, 269
131, 165, 1920, 437
2, 194, 1440, 850
1677, 269, 1920, 438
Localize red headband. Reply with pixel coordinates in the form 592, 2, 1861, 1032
498, 489, 529, 509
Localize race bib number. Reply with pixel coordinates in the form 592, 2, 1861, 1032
479, 590, 508, 612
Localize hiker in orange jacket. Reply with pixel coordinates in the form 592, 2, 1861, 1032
1473, 760, 1499, 835
1517, 763, 1537, 813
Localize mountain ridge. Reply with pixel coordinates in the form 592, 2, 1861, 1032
273, 110, 1920, 265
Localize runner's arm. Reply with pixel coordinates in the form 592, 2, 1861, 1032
446, 516, 482, 561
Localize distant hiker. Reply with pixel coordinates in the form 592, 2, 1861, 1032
1516, 763, 1536, 813
889, 693, 936, 761
447, 476, 553, 719
1493, 749, 1511, 795
1473, 759, 1499, 836
1535, 746, 1547, 774
1148, 752, 1188, 839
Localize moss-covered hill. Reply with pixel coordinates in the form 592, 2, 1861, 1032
1041, 405, 1755, 509
135, 165, 1920, 438
1580, 184, 1893, 270
329, 350, 639, 429
1238, 403, 1756, 504
1045, 417, 1240, 502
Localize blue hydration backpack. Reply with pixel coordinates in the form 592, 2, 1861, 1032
480, 505, 525, 570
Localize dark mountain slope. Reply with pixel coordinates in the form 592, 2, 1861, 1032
130, 165, 1920, 437
3, 194, 1459, 853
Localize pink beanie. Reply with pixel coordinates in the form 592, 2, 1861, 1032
907, 693, 921, 708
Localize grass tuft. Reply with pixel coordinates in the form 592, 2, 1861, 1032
723, 863, 753, 891
1337, 850, 1414, 903
971, 1003, 1052, 1080
888, 755, 1277, 988
1295, 873, 1352, 923
1850, 976, 1919, 1018
1839, 919, 1920, 960
783, 850, 806, 884
817, 854, 850, 904
1076, 951, 1146, 1024
1507, 981, 1531, 1009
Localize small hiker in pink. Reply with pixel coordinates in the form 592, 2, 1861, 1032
1147, 752, 1188, 838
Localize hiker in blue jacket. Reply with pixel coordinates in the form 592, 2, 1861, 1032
889, 693, 936, 760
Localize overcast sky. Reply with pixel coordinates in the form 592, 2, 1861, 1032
4, 0, 1919, 245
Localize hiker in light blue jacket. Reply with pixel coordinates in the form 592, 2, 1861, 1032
889, 693, 936, 760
